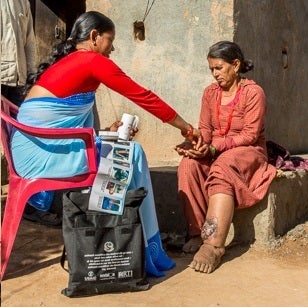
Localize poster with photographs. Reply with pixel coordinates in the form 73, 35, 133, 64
88, 140, 134, 215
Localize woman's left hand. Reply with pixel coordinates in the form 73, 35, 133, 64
175, 141, 209, 159
186, 143, 210, 159
109, 121, 139, 140
109, 121, 122, 131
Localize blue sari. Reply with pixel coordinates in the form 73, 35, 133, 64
11, 92, 175, 277
128, 142, 175, 276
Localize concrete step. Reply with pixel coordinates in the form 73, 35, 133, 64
150, 167, 308, 248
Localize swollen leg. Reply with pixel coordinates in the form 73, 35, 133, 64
189, 193, 234, 273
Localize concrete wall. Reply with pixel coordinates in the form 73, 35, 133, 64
87, 0, 234, 166
150, 167, 308, 247
234, 0, 308, 154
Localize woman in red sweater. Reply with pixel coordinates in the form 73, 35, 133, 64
11, 11, 201, 277
175, 41, 276, 273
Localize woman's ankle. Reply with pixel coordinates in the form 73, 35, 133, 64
202, 240, 226, 252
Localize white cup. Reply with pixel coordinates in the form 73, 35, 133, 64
117, 113, 139, 141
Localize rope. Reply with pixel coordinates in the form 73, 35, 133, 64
142, 0, 156, 22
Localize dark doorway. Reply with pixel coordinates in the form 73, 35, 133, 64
29, 0, 86, 63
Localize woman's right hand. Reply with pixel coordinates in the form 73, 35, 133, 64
175, 140, 194, 156
175, 141, 209, 159
186, 143, 210, 159
128, 127, 139, 140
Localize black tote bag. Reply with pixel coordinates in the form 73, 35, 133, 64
61, 187, 150, 297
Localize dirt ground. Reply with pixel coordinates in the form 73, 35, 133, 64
1, 192, 308, 307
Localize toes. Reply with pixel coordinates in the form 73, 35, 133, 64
188, 244, 225, 274
190, 261, 210, 273
194, 262, 201, 271
199, 263, 206, 272
188, 260, 197, 269
204, 264, 212, 273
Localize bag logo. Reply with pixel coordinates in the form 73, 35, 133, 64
84, 270, 97, 281
88, 271, 94, 277
104, 241, 114, 252
118, 270, 133, 278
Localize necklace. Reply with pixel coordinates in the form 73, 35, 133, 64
215, 85, 242, 136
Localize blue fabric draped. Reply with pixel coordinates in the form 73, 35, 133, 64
11, 92, 95, 180
128, 142, 175, 276
11, 92, 175, 277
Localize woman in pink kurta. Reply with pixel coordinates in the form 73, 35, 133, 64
175, 41, 276, 273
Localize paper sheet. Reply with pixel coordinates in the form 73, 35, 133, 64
88, 140, 134, 215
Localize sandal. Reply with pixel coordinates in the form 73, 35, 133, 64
23, 206, 62, 227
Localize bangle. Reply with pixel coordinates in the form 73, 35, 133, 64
181, 124, 194, 138
209, 145, 216, 157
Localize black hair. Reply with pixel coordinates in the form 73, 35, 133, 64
207, 40, 254, 74
25, 11, 115, 94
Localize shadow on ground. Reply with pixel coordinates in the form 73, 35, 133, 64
3, 219, 63, 280
3, 216, 193, 282
3, 218, 252, 286
1, 188, 252, 284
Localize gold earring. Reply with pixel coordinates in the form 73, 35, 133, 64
92, 41, 96, 46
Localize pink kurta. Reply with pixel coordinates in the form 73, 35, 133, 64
178, 79, 277, 237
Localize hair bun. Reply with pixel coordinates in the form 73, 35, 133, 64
241, 59, 254, 73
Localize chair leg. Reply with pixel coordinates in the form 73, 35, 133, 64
1, 188, 28, 280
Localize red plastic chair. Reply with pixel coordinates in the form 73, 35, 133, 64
1, 95, 98, 279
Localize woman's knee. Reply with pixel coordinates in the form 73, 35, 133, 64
178, 157, 207, 178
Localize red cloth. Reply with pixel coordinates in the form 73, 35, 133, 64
178, 79, 277, 237
36, 51, 177, 122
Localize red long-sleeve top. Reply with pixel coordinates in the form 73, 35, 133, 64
36, 50, 177, 122
199, 79, 267, 152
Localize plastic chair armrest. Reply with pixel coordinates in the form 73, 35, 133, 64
1, 112, 97, 172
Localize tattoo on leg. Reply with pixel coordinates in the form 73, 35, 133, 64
201, 217, 218, 240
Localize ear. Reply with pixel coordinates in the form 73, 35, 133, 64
89, 29, 99, 43
233, 59, 241, 73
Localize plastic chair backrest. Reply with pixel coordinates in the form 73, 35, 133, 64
1, 95, 98, 279
1, 96, 19, 173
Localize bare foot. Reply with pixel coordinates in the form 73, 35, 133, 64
189, 243, 225, 273
182, 236, 203, 253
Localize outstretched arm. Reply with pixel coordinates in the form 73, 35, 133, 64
167, 114, 202, 149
